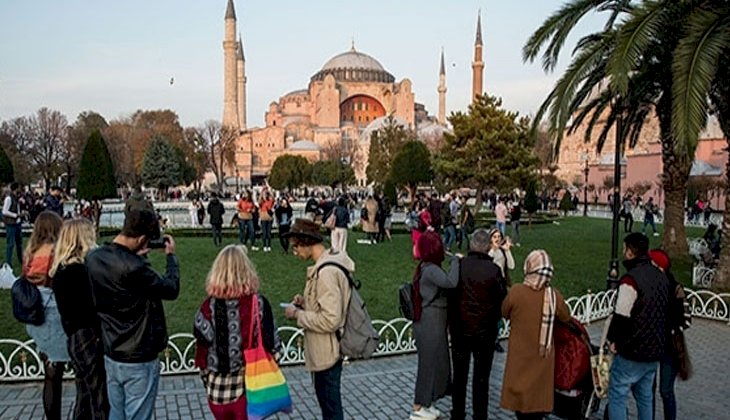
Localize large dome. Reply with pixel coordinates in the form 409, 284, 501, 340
321, 50, 385, 72
311, 47, 395, 84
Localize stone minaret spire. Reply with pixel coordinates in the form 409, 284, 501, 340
237, 34, 247, 130
222, 0, 239, 130
437, 48, 447, 126
471, 10, 484, 103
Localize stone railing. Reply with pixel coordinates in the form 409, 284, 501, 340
1, 288, 728, 382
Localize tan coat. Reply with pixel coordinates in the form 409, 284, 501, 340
296, 249, 354, 372
500, 284, 571, 413
362, 198, 378, 233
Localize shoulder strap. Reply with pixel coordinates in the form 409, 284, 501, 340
317, 262, 360, 290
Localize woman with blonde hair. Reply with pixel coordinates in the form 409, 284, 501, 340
24, 210, 67, 420
51, 218, 109, 419
193, 245, 280, 419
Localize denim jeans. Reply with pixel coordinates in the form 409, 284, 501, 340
313, 359, 343, 420
511, 220, 520, 244
238, 219, 255, 246
261, 220, 272, 248
658, 352, 678, 420
642, 218, 657, 234
104, 356, 160, 420
211, 223, 222, 246
608, 354, 657, 420
495, 221, 506, 236
5, 223, 22, 268
443, 225, 456, 250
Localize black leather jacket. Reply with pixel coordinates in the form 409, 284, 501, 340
87, 243, 180, 363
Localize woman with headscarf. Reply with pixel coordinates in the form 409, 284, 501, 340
500, 250, 571, 420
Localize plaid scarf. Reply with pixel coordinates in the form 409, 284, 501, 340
523, 250, 556, 357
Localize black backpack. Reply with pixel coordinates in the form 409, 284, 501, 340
11, 276, 45, 325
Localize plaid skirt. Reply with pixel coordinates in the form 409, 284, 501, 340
200, 368, 246, 405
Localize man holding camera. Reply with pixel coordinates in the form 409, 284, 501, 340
87, 209, 180, 419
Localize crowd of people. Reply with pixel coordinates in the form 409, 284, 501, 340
5, 181, 695, 420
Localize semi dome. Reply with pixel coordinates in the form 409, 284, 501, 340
311, 46, 395, 84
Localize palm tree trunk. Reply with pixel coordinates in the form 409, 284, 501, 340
660, 134, 690, 258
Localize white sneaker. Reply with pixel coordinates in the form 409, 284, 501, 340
265, 247, 271, 252
653, 233, 660, 237
425, 406, 441, 418
410, 407, 437, 420
251, 246, 260, 251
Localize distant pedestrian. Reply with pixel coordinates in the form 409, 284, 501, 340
196, 200, 206, 226
442, 194, 458, 252
642, 198, 659, 237
448, 229, 507, 420
207, 193, 225, 247
44, 186, 65, 217
3, 182, 24, 268
259, 192, 275, 252
410, 231, 458, 420
194, 245, 280, 420
330, 196, 350, 254
487, 228, 515, 286
51, 219, 109, 419
274, 198, 293, 253
510, 200, 522, 246
411, 202, 432, 260
362, 196, 379, 244
427, 193, 443, 232
500, 250, 571, 420
495, 198, 508, 236
237, 191, 257, 249
622, 194, 634, 233
189, 200, 198, 227
456, 203, 474, 250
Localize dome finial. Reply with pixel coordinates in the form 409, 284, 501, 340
351, 37, 356, 52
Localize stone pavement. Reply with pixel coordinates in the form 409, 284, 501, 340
0, 319, 727, 419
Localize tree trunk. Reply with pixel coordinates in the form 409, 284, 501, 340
660, 139, 690, 258
474, 188, 485, 215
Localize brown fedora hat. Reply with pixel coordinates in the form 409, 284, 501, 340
281, 218, 324, 243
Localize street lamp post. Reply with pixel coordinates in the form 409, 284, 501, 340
582, 152, 590, 217
607, 99, 625, 290
235, 168, 240, 195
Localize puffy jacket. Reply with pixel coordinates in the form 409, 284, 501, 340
448, 251, 506, 337
87, 243, 180, 363
295, 249, 354, 372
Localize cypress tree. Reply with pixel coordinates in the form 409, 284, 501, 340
0, 145, 14, 185
77, 130, 117, 199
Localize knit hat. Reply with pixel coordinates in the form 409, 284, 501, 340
648, 249, 671, 271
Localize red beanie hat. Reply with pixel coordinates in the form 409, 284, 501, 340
648, 249, 671, 271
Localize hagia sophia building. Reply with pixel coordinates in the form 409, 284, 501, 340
220, 0, 484, 187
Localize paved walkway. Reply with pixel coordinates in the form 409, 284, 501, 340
1, 319, 727, 419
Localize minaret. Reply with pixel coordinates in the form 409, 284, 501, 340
471, 10, 484, 103
237, 34, 247, 130
222, 0, 239, 130
437, 49, 447, 126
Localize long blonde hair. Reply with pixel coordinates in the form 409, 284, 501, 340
25, 211, 64, 258
206, 245, 260, 299
49, 219, 97, 278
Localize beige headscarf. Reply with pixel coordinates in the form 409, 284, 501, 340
523, 249, 557, 357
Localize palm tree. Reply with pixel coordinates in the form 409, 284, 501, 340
668, 2, 730, 290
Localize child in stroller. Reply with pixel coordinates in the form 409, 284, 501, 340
553, 317, 602, 419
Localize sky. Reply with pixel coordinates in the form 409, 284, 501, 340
0, 0, 607, 128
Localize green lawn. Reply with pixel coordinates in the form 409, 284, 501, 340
0, 217, 703, 340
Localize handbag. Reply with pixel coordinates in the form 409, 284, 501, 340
672, 330, 692, 380
325, 212, 336, 229
245, 295, 293, 419
11, 276, 45, 325
590, 315, 613, 399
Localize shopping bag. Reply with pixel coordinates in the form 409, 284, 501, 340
590, 315, 613, 399
245, 295, 293, 419
0, 263, 15, 289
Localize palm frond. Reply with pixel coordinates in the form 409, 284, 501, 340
608, 0, 670, 93
672, 7, 730, 158
523, 0, 611, 72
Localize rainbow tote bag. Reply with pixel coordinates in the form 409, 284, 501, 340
245, 295, 293, 419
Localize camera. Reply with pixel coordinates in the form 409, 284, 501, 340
148, 237, 170, 249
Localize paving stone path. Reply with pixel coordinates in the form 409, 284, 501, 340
1, 319, 727, 419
